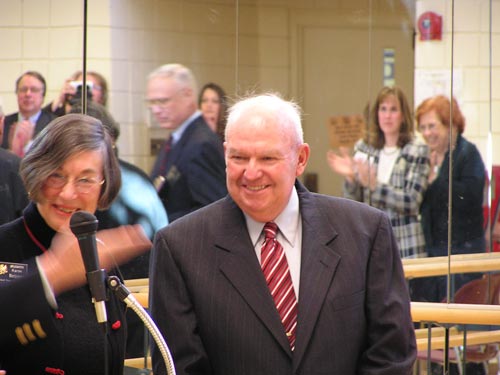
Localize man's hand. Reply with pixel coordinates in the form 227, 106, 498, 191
10, 120, 35, 157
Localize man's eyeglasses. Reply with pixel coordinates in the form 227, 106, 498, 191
145, 97, 174, 109
45, 173, 105, 194
17, 86, 43, 94
145, 88, 184, 109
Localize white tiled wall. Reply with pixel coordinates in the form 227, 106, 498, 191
0, 0, 497, 172
415, 0, 500, 165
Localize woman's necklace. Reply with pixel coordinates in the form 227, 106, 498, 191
381, 146, 400, 156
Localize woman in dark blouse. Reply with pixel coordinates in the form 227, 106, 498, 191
415, 95, 486, 304
0, 113, 129, 375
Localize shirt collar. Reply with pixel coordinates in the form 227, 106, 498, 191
171, 110, 202, 145
19, 110, 42, 124
245, 185, 300, 248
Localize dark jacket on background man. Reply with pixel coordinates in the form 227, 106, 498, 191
0, 148, 28, 224
150, 115, 227, 221
1, 110, 55, 149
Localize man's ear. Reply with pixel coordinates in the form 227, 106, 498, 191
296, 143, 310, 176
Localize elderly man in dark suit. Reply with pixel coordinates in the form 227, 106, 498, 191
147, 63, 227, 222
150, 93, 416, 375
1, 71, 55, 156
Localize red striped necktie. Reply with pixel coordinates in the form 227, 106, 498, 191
158, 135, 173, 176
261, 222, 298, 350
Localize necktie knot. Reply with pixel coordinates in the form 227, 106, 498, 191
263, 222, 278, 240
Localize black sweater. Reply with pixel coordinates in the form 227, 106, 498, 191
0, 202, 127, 375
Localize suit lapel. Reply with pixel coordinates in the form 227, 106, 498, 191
34, 111, 51, 134
215, 198, 294, 356
292, 185, 341, 370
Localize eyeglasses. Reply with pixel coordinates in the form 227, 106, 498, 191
145, 89, 184, 109
17, 86, 43, 94
145, 97, 173, 109
418, 123, 437, 133
45, 173, 105, 194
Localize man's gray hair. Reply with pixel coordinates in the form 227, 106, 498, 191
148, 63, 198, 95
225, 93, 304, 145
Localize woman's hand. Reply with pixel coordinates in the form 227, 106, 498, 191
356, 159, 377, 191
327, 147, 356, 183
51, 78, 77, 112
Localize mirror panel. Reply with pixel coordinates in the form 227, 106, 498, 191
414, 0, 496, 303
296, 3, 415, 196
0, 0, 84, 114
85, 1, 238, 169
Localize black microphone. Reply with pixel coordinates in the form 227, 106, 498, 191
70, 211, 108, 324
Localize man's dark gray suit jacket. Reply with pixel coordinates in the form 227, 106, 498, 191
1, 110, 55, 149
150, 182, 416, 375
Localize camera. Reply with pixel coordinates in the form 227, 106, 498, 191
67, 81, 93, 105
70, 81, 93, 95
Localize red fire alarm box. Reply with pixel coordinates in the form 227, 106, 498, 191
418, 11, 442, 41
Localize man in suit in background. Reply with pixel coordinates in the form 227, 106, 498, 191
147, 63, 227, 221
150, 93, 416, 374
1, 71, 55, 157
0, 105, 28, 224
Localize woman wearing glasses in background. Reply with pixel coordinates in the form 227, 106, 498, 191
414, 96, 486, 301
46, 70, 109, 117
414, 96, 487, 375
0, 114, 148, 375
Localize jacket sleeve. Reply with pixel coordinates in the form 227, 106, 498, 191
0, 269, 57, 350
450, 142, 485, 213
186, 140, 227, 207
343, 140, 367, 202
149, 230, 212, 375
359, 212, 417, 374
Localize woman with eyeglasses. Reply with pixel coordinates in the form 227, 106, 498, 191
414, 94, 487, 375
0, 113, 149, 375
414, 96, 486, 299
46, 70, 109, 117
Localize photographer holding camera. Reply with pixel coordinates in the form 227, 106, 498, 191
45, 70, 108, 117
